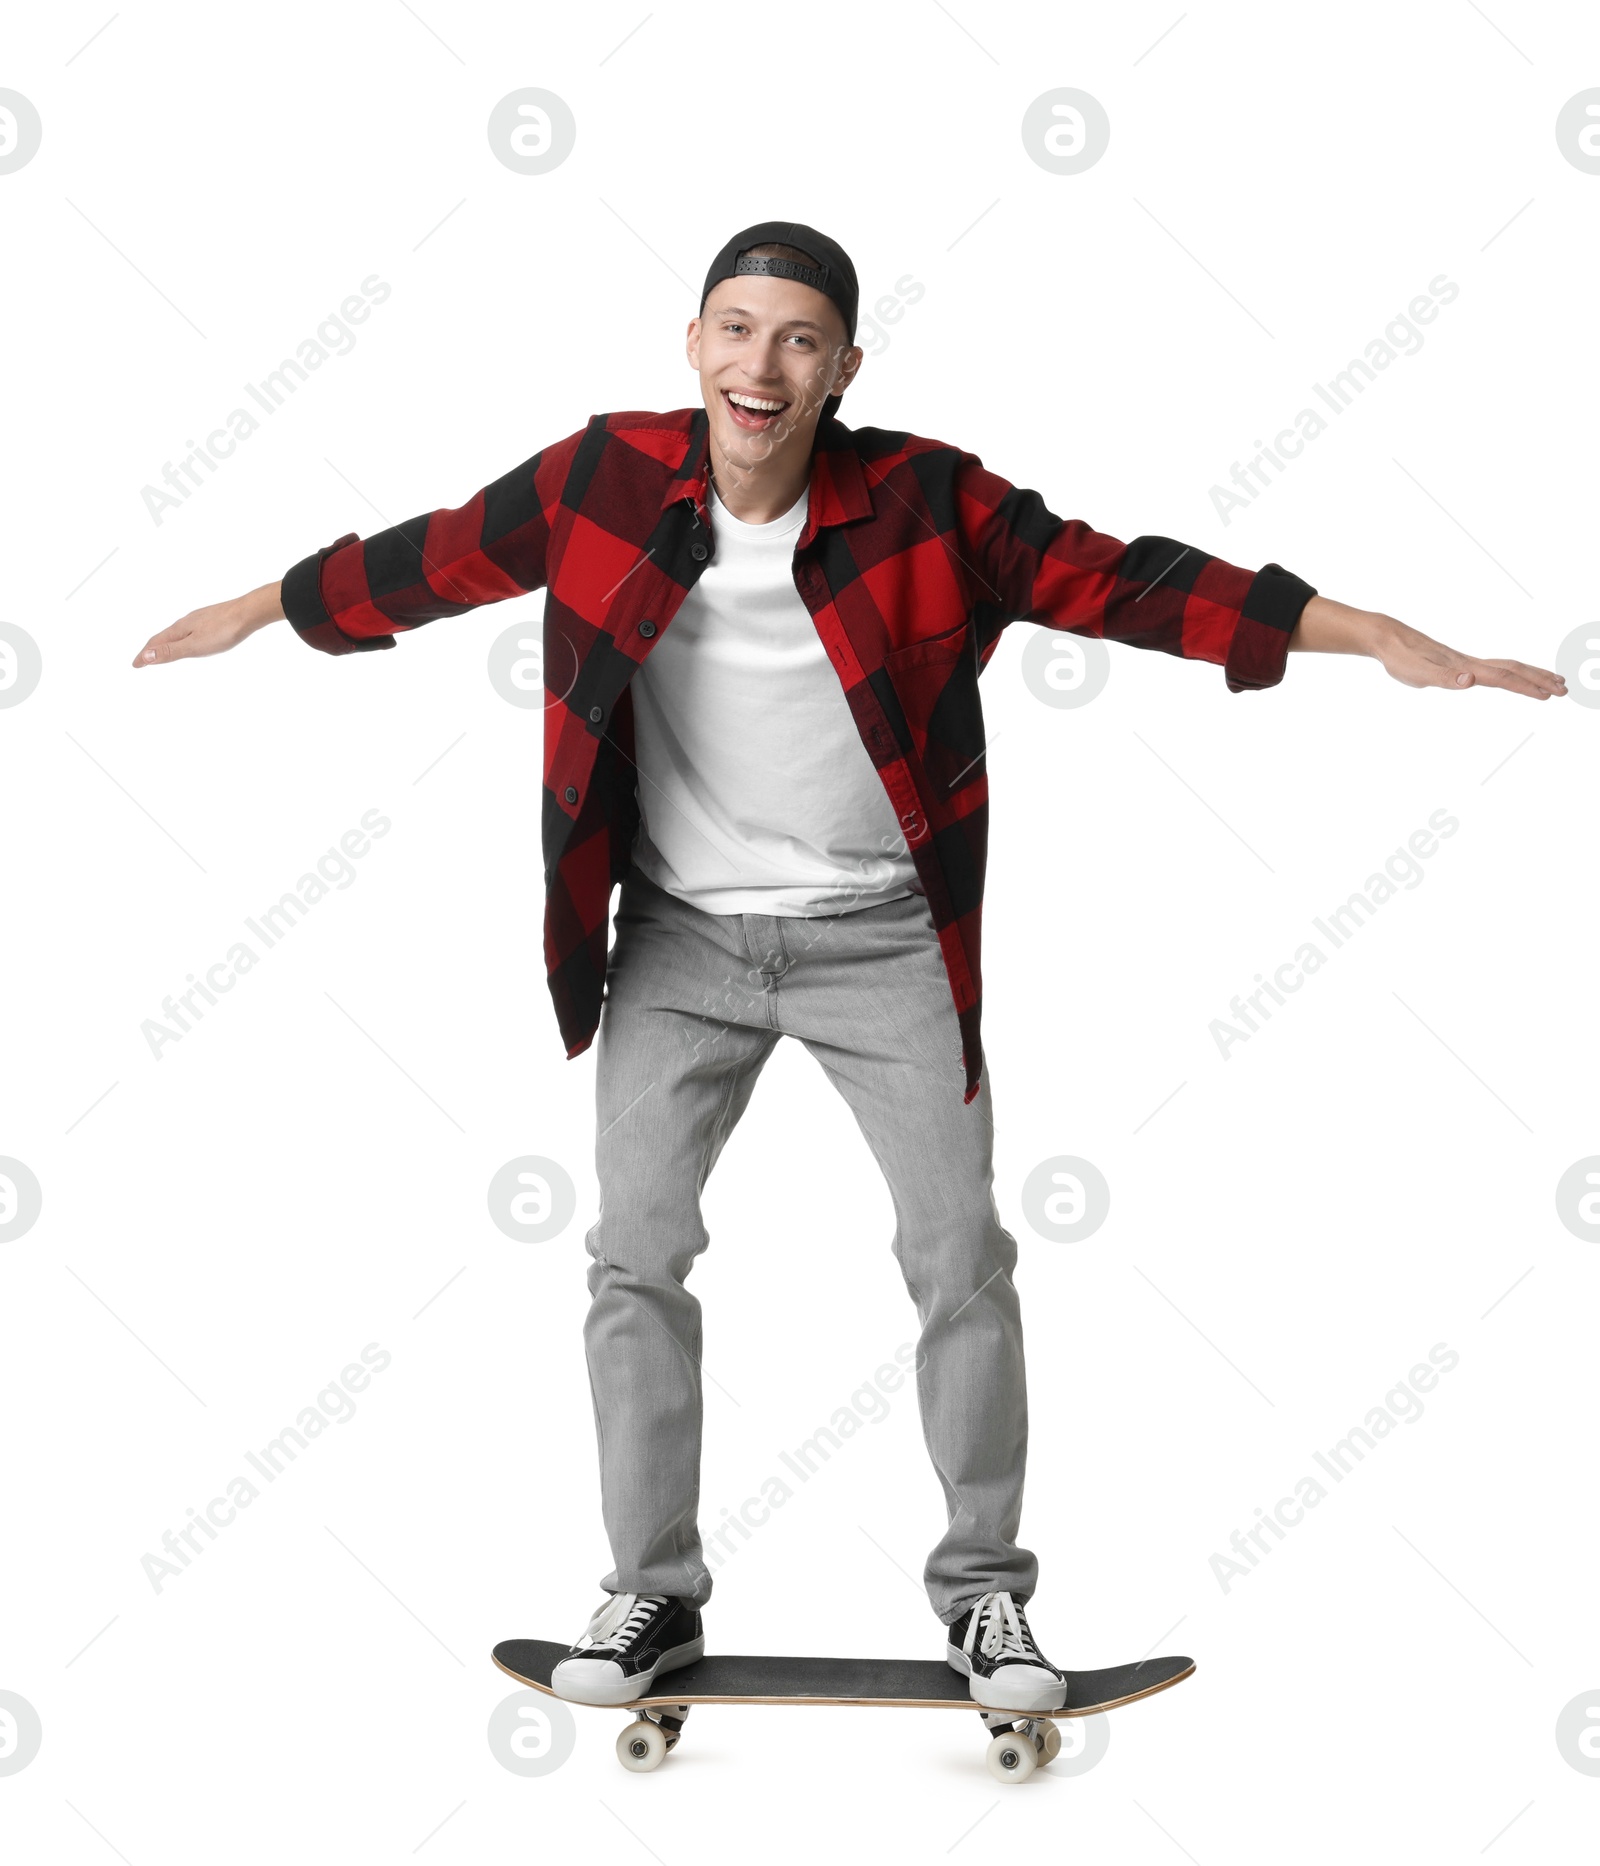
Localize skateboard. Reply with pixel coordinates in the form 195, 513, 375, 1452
491, 1638, 1195, 1783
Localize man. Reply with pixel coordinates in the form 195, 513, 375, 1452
134, 220, 1565, 1715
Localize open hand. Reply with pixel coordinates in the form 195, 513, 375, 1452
1290, 596, 1567, 701
1371, 615, 1566, 699
132, 581, 283, 667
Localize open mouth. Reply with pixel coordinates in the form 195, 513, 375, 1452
721, 388, 790, 431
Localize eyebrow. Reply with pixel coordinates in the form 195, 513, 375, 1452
710, 305, 829, 334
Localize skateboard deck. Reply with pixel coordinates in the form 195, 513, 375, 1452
491, 1638, 1194, 1781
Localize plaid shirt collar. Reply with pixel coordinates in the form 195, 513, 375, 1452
658, 405, 876, 547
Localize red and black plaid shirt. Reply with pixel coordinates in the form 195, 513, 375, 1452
281, 406, 1315, 1104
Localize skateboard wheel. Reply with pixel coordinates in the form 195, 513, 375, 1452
1039, 1722, 1062, 1764
616, 1720, 668, 1773
985, 1729, 1039, 1783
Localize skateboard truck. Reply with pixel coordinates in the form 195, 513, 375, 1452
977, 1709, 1063, 1781
618, 1704, 691, 1773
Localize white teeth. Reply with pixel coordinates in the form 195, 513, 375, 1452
727, 391, 787, 412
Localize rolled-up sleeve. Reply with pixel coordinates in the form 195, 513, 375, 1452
280, 428, 584, 655
953, 449, 1316, 692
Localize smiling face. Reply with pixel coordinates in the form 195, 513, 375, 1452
687, 270, 862, 471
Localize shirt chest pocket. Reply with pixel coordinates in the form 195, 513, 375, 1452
879, 626, 987, 800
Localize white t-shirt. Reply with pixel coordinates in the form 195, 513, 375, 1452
628, 481, 918, 916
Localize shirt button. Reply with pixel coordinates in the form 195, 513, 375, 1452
690, 543, 708, 561
639, 620, 657, 637
563, 786, 578, 804
588, 705, 602, 722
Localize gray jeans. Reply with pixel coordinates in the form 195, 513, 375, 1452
582, 866, 1036, 1624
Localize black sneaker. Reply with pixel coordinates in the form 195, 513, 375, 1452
945, 1591, 1066, 1711
550, 1592, 704, 1706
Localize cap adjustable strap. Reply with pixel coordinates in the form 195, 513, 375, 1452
732, 252, 831, 293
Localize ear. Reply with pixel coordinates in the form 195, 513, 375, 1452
685, 316, 702, 369
832, 343, 865, 396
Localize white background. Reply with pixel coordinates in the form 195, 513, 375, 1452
3, 0, 1596, 1857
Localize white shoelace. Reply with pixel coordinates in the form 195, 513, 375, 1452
962, 1591, 1041, 1665
576, 1591, 668, 1655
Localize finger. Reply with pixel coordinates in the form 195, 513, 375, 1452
1467, 661, 1559, 697
131, 621, 195, 667
1484, 659, 1567, 694
1458, 660, 1561, 699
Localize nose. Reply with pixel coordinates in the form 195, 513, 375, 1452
742, 337, 787, 383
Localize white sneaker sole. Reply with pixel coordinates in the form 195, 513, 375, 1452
946, 1642, 1068, 1713
551, 1637, 705, 1707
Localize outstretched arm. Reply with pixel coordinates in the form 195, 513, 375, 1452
132, 424, 586, 668
952, 449, 1566, 704
1289, 595, 1566, 700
